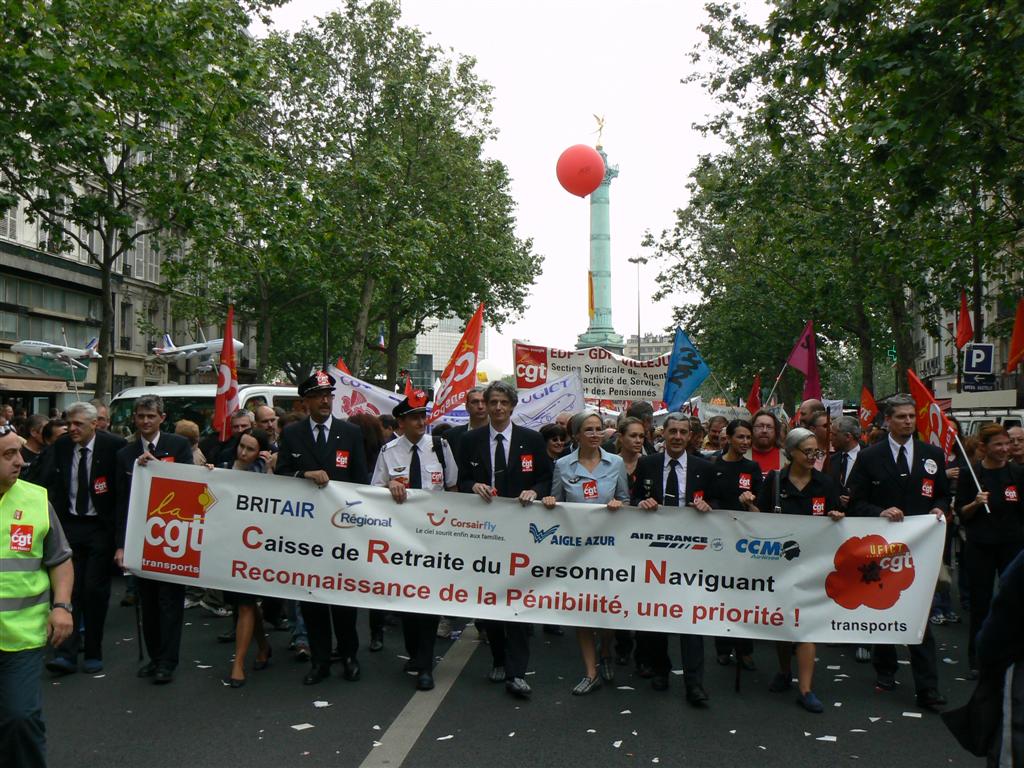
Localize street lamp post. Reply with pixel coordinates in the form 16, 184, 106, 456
627, 255, 647, 358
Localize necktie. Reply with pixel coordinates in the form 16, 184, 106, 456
409, 444, 422, 489
665, 458, 681, 506
840, 452, 849, 486
315, 424, 327, 454
76, 446, 90, 516
896, 445, 910, 477
493, 434, 508, 496
147, 442, 156, 456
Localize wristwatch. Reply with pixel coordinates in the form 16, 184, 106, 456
52, 602, 73, 613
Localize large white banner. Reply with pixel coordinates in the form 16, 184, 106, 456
514, 341, 669, 400
511, 373, 586, 430
328, 366, 468, 426
125, 462, 944, 643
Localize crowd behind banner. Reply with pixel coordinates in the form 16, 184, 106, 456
2, 382, 1024, 765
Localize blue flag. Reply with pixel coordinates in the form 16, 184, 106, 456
662, 328, 710, 411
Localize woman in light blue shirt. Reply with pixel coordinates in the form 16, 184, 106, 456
542, 411, 629, 696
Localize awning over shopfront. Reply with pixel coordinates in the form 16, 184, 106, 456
0, 360, 69, 393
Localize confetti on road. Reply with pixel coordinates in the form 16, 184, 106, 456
632, 730, 638, 736
587, 729, 597, 734
652, 759, 660, 764
372, 741, 382, 748
758, 745, 767, 750
397, 654, 410, 660
508, 732, 515, 737
902, 712, 922, 719
93, 674, 106, 679
313, 701, 331, 708
943, 658, 957, 664
816, 735, 837, 742
620, 709, 632, 715
671, 670, 685, 676
827, 665, 841, 670
835, 673, 850, 678
834, 702, 842, 707
850, 729, 867, 733
868, 717, 881, 723
196, 665, 212, 669
803, 732, 811, 737
372, 725, 381, 731
617, 686, 635, 690
436, 735, 454, 741
730, 730, 737, 735
898, 660, 910, 665
291, 724, 314, 731
613, 740, 623, 749
526, 671, 536, 676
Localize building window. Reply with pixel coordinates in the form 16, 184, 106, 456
120, 302, 134, 351
0, 200, 16, 241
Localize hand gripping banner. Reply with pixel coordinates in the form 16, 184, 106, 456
125, 462, 945, 644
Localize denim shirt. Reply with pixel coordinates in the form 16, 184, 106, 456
551, 448, 630, 504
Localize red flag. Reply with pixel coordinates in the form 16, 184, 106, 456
745, 374, 761, 416
403, 375, 413, 399
907, 370, 957, 460
212, 305, 239, 442
1007, 297, 1024, 374
428, 303, 484, 424
956, 291, 973, 350
335, 357, 351, 375
858, 386, 878, 435
786, 320, 822, 400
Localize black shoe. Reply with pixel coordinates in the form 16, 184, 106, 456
505, 677, 532, 698
875, 675, 898, 692
303, 666, 330, 685
137, 661, 158, 678
342, 657, 361, 681
253, 647, 273, 671
769, 672, 792, 693
403, 659, 418, 675
223, 676, 246, 689
216, 629, 236, 644
330, 647, 344, 662
716, 653, 732, 666
46, 657, 77, 675
916, 688, 947, 710
739, 656, 757, 672
636, 663, 654, 679
651, 675, 669, 691
416, 672, 435, 691
369, 633, 384, 653
154, 666, 174, 684
686, 684, 709, 706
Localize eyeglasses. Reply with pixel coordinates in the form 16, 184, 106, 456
753, 425, 774, 431
797, 448, 825, 459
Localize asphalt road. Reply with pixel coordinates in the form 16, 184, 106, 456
42, 577, 984, 768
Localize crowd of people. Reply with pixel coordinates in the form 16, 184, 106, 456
2, 382, 1023, 767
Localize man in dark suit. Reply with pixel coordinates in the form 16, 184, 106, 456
630, 412, 716, 706
276, 370, 369, 685
847, 393, 949, 710
39, 401, 126, 675
112, 394, 193, 683
456, 380, 552, 698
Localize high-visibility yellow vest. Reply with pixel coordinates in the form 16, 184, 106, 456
0, 480, 52, 651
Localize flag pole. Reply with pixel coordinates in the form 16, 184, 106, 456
952, 432, 992, 516
762, 361, 789, 407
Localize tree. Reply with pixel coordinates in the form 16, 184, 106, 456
0, 0, 276, 399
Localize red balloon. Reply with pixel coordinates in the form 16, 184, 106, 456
556, 144, 605, 197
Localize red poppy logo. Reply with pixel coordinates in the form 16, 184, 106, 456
339, 390, 381, 417
825, 535, 915, 610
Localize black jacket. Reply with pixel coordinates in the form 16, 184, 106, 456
630, 452, 716, 507
456, 423, 552, 498
848, 438, 951, 517
115, 433, 194, 548
274, 417, 370, 484
41, 430, 127, 529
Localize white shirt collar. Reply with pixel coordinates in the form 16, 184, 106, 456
311, 415, 333, 437
888, 434, 913, 464
489, 422, 513, 443
663, 450, 687, 468
138, 432, 159, 450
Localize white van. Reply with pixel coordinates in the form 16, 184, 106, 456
950, 408, 1024, 436
109, 384, 300, 438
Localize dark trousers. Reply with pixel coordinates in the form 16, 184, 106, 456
873, 624, 938, 693
486, 621, 530, 679
57, 518, 112, 661
0, 647, 46, 768
402, 613, 440, 672
369, 609, 387, 637
302, 601, 357, 667
137, 577, 185, 669
638, 632, 705, 686
966, 538, 1023, 666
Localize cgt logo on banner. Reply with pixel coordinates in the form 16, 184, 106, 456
141, 476, 217, 579
825, 535, 916, 610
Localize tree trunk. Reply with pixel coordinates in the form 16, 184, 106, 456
853, 301, 874, 394
94, 227, 116, 402
385, 309, 401, 390
971, 249, 984, 342
888, 292, 915, 392
257, 277, 272, 380
348, 269, 376, 373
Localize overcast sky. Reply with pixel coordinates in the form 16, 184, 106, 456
261, 0, 767, 374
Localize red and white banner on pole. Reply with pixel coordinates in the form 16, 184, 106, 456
907, 370, 957, 461
428, 303, 484, 424
858, 387, 878, 435
125, 461, 943, 643
212, 305, 239, 441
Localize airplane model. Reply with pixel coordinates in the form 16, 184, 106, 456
11, 338, 101, 369
151, 333, 243, 361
